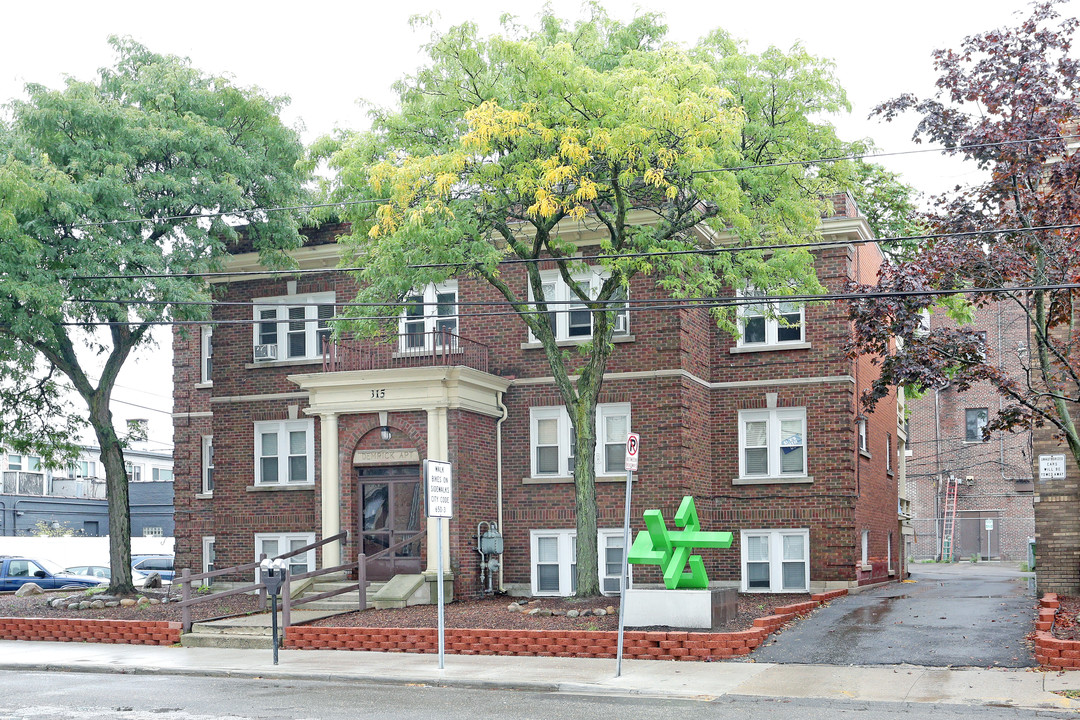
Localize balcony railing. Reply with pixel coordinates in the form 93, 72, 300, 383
322, 330, 491, 374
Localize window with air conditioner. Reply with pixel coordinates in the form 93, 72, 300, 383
740, 529, 809, 592
252, 292, 335, 362
527, 269, 629, 343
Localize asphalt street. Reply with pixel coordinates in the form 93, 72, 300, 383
752, 562, 1037, 667
0, 670, 1074, 720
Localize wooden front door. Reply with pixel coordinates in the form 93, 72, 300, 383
358, 465, 424, 581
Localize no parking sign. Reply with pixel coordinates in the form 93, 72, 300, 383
625, 433, 640, 471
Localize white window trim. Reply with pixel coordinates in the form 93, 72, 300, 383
740, 528, 810, 593
530, 528, 628, 597
254, 420, 315, 486
201, 325, 213, 385
737, 408, 807, 482
529, 403, 630, 479
151, 466, 173, 482
252, 291, 336, 362
201, 435, 214, 495
857, 417, 868, 455
254, 532, 316, 577
526, 268, 629, 344
125, 462, 144, 482
861, 529, 870, 569
202, 536, 216, 586
885, 433, 893, 474
398, 281, 458, 353
735, 287, 806, 350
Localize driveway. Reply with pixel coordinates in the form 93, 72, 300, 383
750, 562, 1036, 667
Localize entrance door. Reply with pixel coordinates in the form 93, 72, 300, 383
358, 465, 424, 580
956, 510, 1002, 560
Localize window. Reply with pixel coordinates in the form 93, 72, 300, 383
7, 454, 41, 472
736, 287, 804, 348
741, 529, 809, 592
75, 460, 97, 478
201, 326, 213, 383
125, 462, 144, 482
254, 420, 314, 486
738, 408, 806, 479
255, 532, 316, 578
143, 527, 163, 538
152, 467, 173, 482
530, 528, 626, 596
202, 436, 214, 494
529, 403, 631, 477
528, 270, 629, 343
399, 282, 458, 351
252, 292, 335, 362
965, 408, 988, 442
886, 434, 893, 474
202, 536, 216, 586
861, 529, 869, 566
857, 418, 868, 453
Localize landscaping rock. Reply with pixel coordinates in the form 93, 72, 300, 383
14, 583, 43, 597
90, 600, 105, 609
507, 603, 522, 612
120, 598, 137, 607
593, 608, 606, 616
567, 609, 579, 618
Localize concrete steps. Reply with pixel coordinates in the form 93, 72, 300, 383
292, 580, 384, 612
181, 608, 345, 649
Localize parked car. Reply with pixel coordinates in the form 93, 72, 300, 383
64, 565, 149, 587
0, 556, 102, 591
131, 554, 174, 582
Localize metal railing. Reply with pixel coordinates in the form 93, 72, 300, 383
322, 331, 490, 374
177, 528, 428, 632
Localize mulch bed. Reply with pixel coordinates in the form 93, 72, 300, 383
305, 593, 813, 633
0, 588, 812, 634
1051, 595, 1080, 640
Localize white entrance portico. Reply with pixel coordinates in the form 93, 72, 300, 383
289, 366, 509, 571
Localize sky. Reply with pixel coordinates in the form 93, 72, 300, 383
0, 0, 1068, 451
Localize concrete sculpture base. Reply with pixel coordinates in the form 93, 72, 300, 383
622, 587, 737, 630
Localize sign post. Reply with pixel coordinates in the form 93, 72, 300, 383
985, 518, 994, 561
424, 459, 453, 670
616, 432, 640, 677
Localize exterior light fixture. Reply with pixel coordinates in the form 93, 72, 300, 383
381, 426, 392, 441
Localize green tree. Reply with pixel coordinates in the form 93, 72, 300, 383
321, 8, 866, 595
0, 38, 308, 593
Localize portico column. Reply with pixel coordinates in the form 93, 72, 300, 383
319, 412, 341, 568
425, 406, 451, 572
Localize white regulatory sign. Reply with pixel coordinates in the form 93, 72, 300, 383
424, 459, 453, 519
1040, 454, 1067, 480
625, 433, 640, 472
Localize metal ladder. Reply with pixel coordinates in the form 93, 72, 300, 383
940, 476, 959, 561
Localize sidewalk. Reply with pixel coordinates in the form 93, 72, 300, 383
1, 639, 1078, 711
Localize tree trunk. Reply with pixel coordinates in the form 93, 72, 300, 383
571, 390, 601, 597
88, 396, 136, 595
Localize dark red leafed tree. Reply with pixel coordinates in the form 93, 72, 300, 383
848, 2, 1080, 458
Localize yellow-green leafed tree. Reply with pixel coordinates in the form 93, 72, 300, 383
318, 7, 863, 596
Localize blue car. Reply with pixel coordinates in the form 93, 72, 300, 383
131, 554, 174, 583
0, 556, 101, 591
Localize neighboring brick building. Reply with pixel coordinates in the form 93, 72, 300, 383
172, 194, 902, 599
905, 302, 1034, 562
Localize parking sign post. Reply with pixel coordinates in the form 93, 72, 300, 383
616, 432, 640, 677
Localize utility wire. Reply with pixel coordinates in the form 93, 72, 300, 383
58, 221, 1080, 282
63, 132, 1080, 229
51, 281, 1080, 327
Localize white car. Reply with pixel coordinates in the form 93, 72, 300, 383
63, 565, 150, 587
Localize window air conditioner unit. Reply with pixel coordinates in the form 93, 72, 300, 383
964, 476, 975, 485
253, 344, 278, 361
614, 311, 629, 335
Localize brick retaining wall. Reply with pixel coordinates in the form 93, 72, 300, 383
0, 618, 181, 645
285, 590, 850, 661
1033, 593, 1080, 670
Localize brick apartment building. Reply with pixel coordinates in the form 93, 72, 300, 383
905, 302, 1034, 562
171, 193, 903, 600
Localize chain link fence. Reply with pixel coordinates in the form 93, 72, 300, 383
907, 515, 1034, 562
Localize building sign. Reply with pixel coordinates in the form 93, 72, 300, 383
353, 449, 420, 465
1039, 454, 1067, 480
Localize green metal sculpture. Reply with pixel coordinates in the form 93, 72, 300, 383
627, 495, 733, 589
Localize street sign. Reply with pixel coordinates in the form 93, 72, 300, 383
424, 460, 453, 519
1039, 454, 1066, 480
985, 518, 994, 530
625, 433, 640, 472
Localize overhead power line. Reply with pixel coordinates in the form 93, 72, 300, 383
55, 281, 1080, 327
63, 221, 1080, 282
62, 132, 1080, 229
